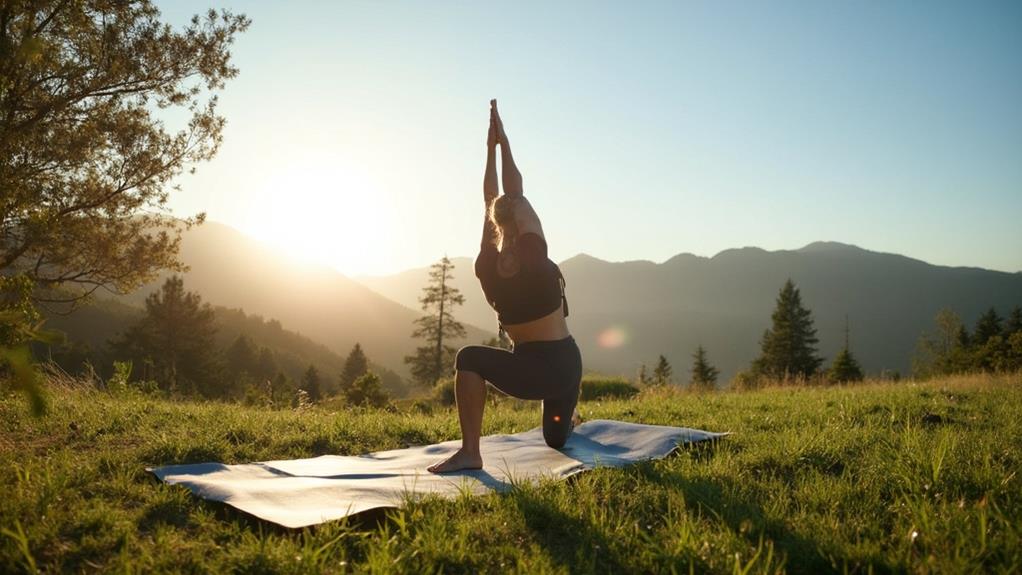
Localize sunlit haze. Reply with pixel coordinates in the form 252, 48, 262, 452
157, 1, 1022, 276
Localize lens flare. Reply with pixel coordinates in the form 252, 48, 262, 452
597, 326, 627, 348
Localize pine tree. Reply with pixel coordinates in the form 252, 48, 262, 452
689, 345, 719, 391
256, 347, 278, 381
113, 276, 221, 396
301, 365, 322, 402
1004, 306, 1022, 337
340, 343, 369, 395
973, 308, 1003, 345
751, 279, 822, 379
405, 256, 466, 386
226, 335, 257, 375
828, 317, 864, 383
637, 364, 651, 386
652, 355, 673, 386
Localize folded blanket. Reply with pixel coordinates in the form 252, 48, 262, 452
149, 419, 725, 528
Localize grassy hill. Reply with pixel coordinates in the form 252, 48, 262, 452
2, 373, 1019, 573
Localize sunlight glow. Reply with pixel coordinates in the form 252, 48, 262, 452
597, 326, 628, 349
239, 156, 399, 275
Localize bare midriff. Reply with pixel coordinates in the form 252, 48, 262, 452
502, 302, 570, 345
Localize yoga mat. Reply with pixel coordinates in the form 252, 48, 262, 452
148, 419, 725, 528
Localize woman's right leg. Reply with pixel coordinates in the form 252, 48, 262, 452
427, 369, 486, 473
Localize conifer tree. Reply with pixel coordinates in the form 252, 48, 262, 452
340, 343, 369, 395
113, 276, 221, 396
751, 279, 822, 379
405, 256, 466, 386
226, 335, 258, 376
973, 307, 1003, 345
256, 347, 278, 381
1004, 306, 1022, 337
689, 345, 720, 390
652, 355, 673, 386
301, 365, 322, 402
828, 318, 864, 383
637, 364, 651, 386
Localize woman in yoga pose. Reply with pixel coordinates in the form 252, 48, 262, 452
428, 100, 582, 473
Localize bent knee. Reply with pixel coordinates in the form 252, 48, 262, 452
454, 345, 483, 373
543, 424, 571, 449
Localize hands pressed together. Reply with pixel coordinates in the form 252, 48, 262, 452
487, 99, 507, 149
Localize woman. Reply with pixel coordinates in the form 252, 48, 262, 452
428, 100, 582, 473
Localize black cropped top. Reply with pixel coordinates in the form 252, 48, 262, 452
475, 233, 568, 326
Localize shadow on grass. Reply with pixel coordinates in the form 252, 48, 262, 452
637, 444, 898, 574
510, 487, 629, 575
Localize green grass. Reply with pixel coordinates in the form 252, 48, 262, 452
2, 373, 1020, 574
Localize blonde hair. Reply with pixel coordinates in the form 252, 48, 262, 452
488, 195, 520, 250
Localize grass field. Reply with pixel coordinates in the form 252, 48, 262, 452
2, 373, 1020, 574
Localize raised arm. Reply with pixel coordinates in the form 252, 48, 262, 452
480, 105, 499, 249
493, 101, 523, 198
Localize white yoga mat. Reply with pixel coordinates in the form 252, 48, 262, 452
149, 419, 725, 528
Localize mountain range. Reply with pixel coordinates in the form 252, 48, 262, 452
361, 241, 1022, 381
114, 222, 494, 379
73, 221, 1021, 384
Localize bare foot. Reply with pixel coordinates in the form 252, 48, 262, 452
427, 448, 483, 473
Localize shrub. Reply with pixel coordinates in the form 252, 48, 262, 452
579, 375, 639, 401
433, 377, 456, 406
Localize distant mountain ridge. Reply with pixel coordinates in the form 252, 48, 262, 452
360, 241, 1022, 382
114, 222, 493, 378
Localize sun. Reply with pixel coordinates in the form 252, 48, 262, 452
240, 158, 398, 275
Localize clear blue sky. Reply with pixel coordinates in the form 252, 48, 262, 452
157, 1, 1022, 275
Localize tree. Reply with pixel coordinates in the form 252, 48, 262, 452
637, 363, 651, 386
345, 371, 389, 408
751, 279, 822, 379
113, 276, 221, 396
689, 346, 719, 390
226, 335, 257, 376
1004, 306, 1022, 337
1, 3, 249, 311
301, 364, 322, 402
828, 349, 864, 383
652, 355, 673, 386
339, 342, 369, 395
828, 317, 864, 383
973, 308, 1003, 346
405, 256, 466, 386
256, 346, 278, 381
913, 308, 971, 378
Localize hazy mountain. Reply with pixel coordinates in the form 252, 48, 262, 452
359, 242, 1022, 382
115, 221, 493, 377
358, 257, 498, 333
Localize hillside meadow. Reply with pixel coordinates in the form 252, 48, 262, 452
2, 373, 1020, 574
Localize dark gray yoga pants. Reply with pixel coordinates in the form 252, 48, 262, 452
455, 336, 583, 449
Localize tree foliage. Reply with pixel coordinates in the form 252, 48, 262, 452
112, 275, 221, 396
828, 348, 864, 383
405, 256, 465, 386
339, 342, 368, 395
652, 355, 673, 386
301, 364, 322, 402
689, 345, 719, 390
344, 371, 389, 408
0, 1, 249, 309
751, 279, 823, 379
913, 306, 1022, 377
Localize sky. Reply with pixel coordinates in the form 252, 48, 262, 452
156, 1, 1022, 276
